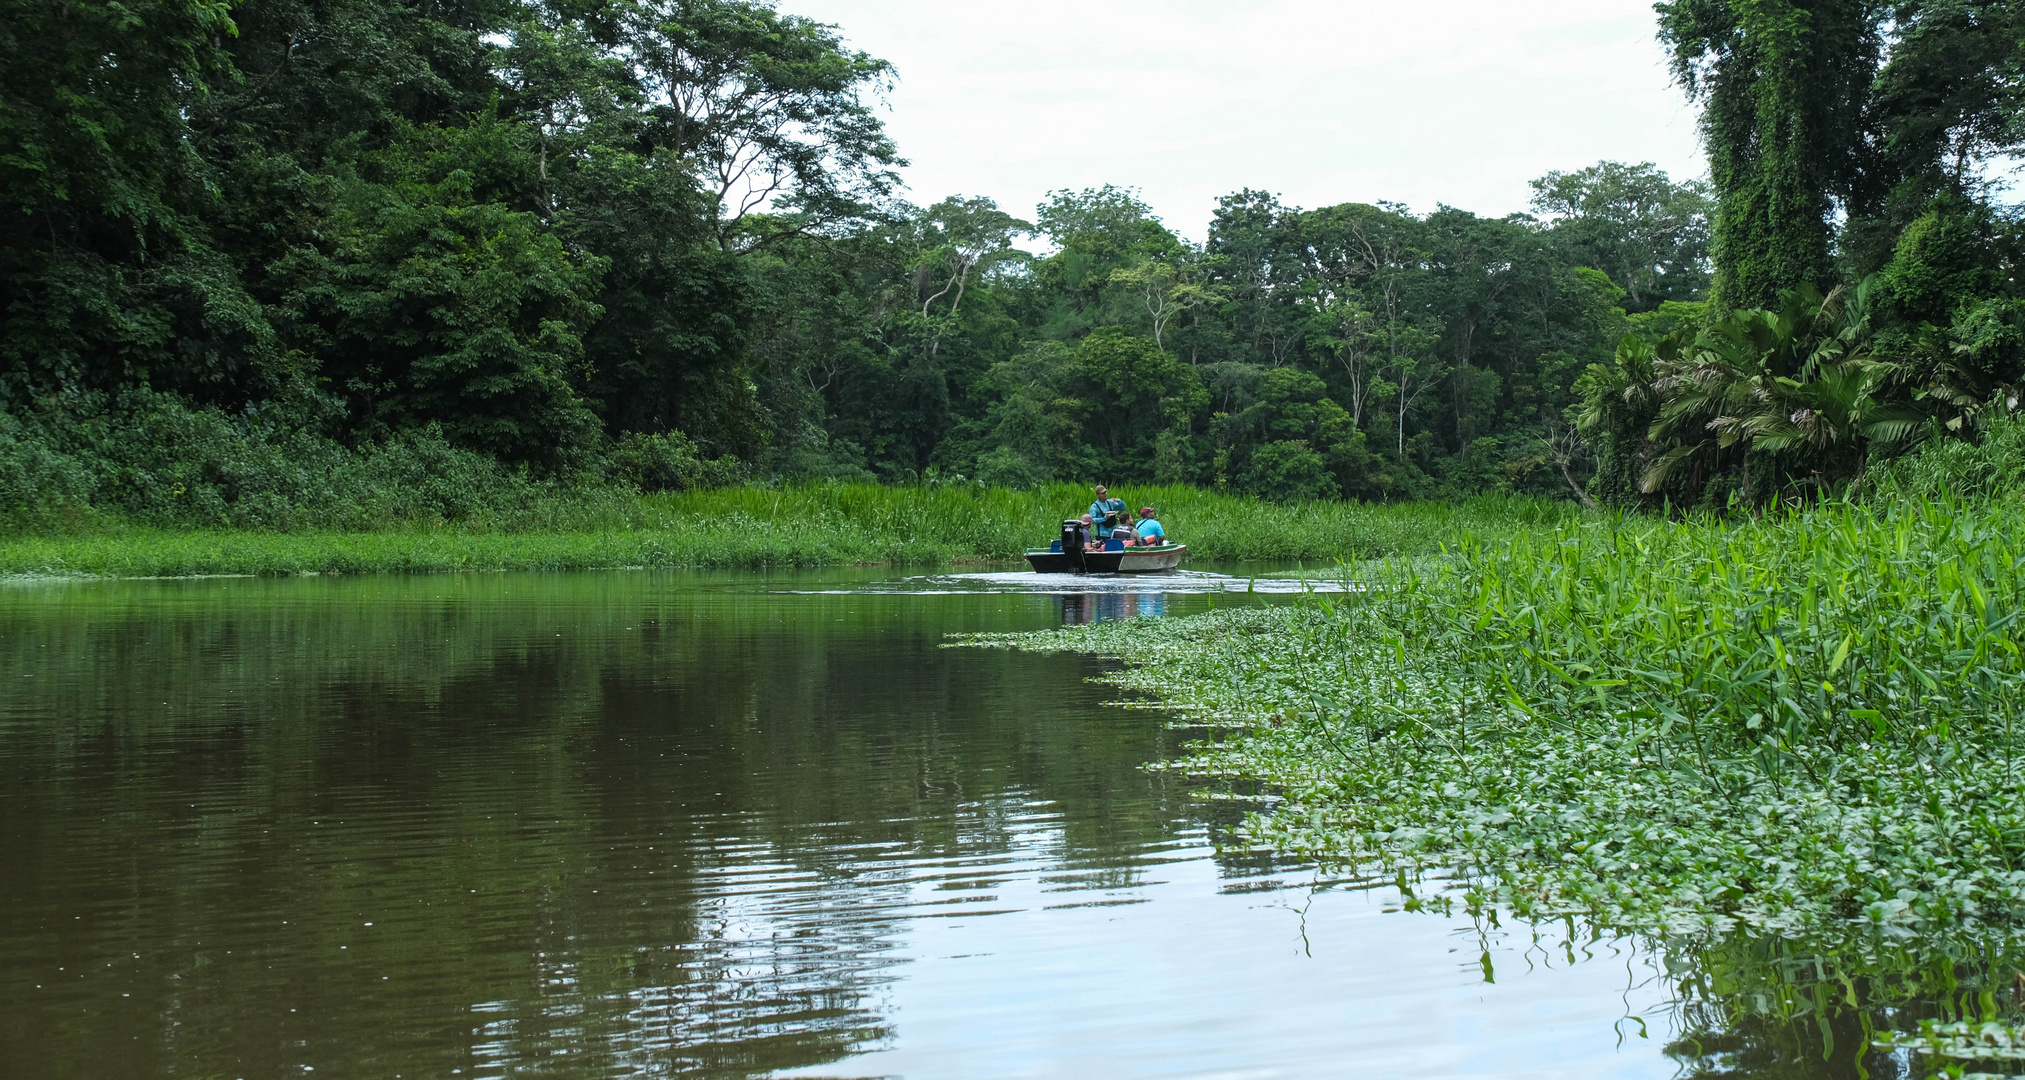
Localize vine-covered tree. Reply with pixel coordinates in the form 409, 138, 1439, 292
1657, 0, 1881, 312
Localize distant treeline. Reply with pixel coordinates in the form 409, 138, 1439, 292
4, 0, 2023, 521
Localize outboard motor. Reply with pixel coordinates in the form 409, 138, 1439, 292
1060, 519, 1088, 572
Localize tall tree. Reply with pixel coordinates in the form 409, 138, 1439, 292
1108, 250, 1224, 352
1207, 189, 1307, 367
624, 0, 903, 250
1529, 161, 1713, 310
1024, 186, 1182, 341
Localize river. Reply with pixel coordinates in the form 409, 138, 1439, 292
0, 568, 1852, 1078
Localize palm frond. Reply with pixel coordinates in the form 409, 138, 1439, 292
1639, 443, 1704, 494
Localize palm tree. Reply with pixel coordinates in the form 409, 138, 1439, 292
1638, 281, 1921, 497
1751, 361, 1926, 489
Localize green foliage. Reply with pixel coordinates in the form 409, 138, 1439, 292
1875, 194, 2007, 327
1239, 440, 1337, 502
18, 0, 2025, 518
1638, 4, 2025, 513
0, 0, 278, 402
270, 133, 609, 466
1075, 327, 1206, 468
0, 391, 626, 532
1, 0, 902, 473
3, 0, 1723, 508
1582, 281, 1928, 507
1624, 299, 1707, 340
966, 341, 1097, 486
1845, 0, 2025, 275
793, 180, 1683, 501
0, 411, 97, 513
628, 0, 902, 246
608, 430, 744, 492
1025, 185, 1186, 342
1879, 1019, 2025, 1079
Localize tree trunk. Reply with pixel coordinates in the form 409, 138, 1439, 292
1558, 459, 1600, 511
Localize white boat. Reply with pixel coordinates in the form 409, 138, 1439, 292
1024, 520, 1187, 573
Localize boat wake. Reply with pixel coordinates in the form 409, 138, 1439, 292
777, 569, 1351, 596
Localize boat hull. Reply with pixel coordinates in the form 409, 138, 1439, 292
1023, 545, 1187, 574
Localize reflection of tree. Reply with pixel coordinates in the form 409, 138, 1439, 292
0, 576, 1194, 1078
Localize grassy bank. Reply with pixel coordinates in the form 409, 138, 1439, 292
0, 484, 1575, 577
965, 493, 2025, 959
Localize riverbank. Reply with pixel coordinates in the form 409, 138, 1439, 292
0, 484, 1575, 578
965, 492, 2025, 960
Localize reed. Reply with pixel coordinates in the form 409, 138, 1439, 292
0, 483, 1574, 577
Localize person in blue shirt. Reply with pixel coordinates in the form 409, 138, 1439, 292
1133, 506, 1167, 546
1088, 485, 1127, 538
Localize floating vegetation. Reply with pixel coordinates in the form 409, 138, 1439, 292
964, 492, 2025, 963
1881, 1020, 2025, 1079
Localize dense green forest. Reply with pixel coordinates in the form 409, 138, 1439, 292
3, 0, 2023, 525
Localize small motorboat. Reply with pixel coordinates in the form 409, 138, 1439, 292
1024, 519, 1187, 574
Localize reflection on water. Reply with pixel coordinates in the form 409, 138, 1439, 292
0, 568, 1920, 1078
1058, 590, 1167, 623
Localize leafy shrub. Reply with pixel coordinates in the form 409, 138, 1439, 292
1866, 410, 2025, 502
0, 391, 632, 532
1240, 440, 1338, 502
973, 445, 1047, 490
609, 431, 744, 492
0, 410, 97, 521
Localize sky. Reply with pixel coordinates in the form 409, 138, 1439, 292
776, 0, 1707, 241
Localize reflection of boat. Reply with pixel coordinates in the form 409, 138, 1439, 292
1060, 592, 1169, 623
1024, 520, 1187, 574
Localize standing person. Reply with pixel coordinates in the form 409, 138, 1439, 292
1088, 485, 1127, 539
1134, 506, 1168, 547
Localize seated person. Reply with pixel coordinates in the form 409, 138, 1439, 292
1078, 514, 1106, 552
1059, 516, 1090, 552
1134, 507, 1168, 546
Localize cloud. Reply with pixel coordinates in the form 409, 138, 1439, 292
781, 0, 1704, 238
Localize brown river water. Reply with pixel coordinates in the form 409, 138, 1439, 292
0, 569, 1882, 1078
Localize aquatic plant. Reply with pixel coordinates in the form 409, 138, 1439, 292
966, 492, 2025, 959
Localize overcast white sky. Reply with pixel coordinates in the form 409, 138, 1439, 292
777, 0, 1706, 240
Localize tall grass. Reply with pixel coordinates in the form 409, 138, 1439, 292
0, 483, 1576, 577
644, 483, 1575, 562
